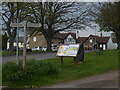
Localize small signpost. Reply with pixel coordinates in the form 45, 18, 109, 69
56, 44, 84, 66
11, 22, 41, 70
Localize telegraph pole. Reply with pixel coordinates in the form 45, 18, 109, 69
93, 25, 97, 51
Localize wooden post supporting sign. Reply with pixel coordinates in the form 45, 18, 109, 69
61, 56, 63, 66
23, 22, 27, 70
11, 22, 41, 70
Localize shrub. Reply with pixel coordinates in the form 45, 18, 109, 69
2, 60, 59, 82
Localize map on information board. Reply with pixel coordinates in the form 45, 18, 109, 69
56, 44, 80, 57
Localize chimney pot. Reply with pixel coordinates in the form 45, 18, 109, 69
76, 30, 79, 39
100, 32, 103, 37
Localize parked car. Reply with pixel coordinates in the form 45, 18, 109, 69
42, 45, 58, 51
42, 47, 47, 51
32, 46, 42, 51
7, 47, 32, 52
52, 45, 58, 51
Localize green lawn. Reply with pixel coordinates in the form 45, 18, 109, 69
0, 51, 14, 56
0, 65, 2, 86
2, 50, 118, 88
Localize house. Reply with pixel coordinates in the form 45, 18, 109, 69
7, 37, 24, 49
77, 37, 88, 49
77, 35, 117, 50
7, 36, 30, 50
62, 33, 77, 44
29, 30, 117, 50
107, 36, 118, 49
29, 32, 47, 49
29, 31, 64, 48
54, 33, 77, 44
29, 31, 77, 48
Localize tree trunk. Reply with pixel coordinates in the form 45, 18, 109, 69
117, 40, 120, 50
9, 36, 14, 52
115, 33, 120, 50
117, 35, 120, 63
7, 26, 16, 53
46, 37, 52, 51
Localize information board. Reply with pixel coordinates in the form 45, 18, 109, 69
56, 44, 80, 57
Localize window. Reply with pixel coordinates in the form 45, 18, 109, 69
100, 44, 102, 48
14, 42, 16, 46
19, 43, 21, 47
33, 37, 36, 42
69, 38, 72, 42
103, 44, 106, 50
66, 39, 68, 41
90, 39, 92, 43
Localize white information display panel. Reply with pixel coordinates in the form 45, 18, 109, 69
57, 44, 80, 57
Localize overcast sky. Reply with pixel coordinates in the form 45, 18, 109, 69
61, 27, 113, 37
77, 27, 112, 37
18, 26, 112, 37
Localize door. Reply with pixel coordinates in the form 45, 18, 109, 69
103, 44, 106, 50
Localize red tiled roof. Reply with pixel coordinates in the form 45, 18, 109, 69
54, 33, 76, 40
77, 35, 110, 44
59, 33, 68, 38
77, 37, 88, 43
89, 35, 110, 44
96, 37, 110, 44
53, 33, 67, 39
89, 35, 99, 38
66, 33, 76, 40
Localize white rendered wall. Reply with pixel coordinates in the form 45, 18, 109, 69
107, 37, 117, 49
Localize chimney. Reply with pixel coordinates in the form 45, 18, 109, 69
100, 32, 103, 37
76, 30, 79, 39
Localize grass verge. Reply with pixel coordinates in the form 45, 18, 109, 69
2, 50, 118, 88
1, 50, 54, 56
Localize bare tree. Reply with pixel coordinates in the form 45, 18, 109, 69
2, 2, 32, 52
30, 2, 94, 51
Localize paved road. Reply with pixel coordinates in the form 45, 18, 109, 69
2, 50, 95, 63
42, 70, 118, 88
2, 52, 56, 63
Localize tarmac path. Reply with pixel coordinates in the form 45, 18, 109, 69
42, 70, 119, 88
